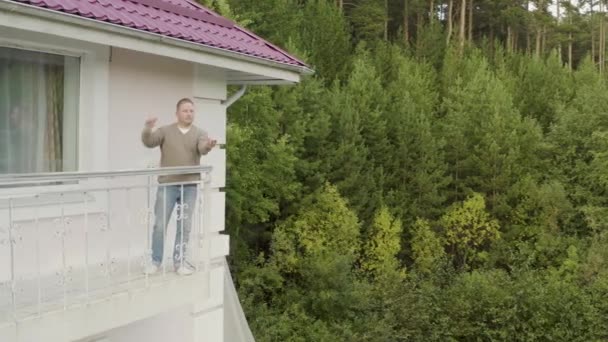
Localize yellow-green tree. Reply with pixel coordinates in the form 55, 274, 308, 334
440, 193, 500, 268
411, 218, 445, 274
270, 183, 360, 273
361, 206, 405, 281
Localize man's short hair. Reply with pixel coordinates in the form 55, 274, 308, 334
176, 98, 194, 110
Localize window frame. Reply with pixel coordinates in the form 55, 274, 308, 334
0, 44, 81, 177
0, 34, 110, 220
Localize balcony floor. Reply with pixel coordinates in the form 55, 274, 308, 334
0, 256, 206, 323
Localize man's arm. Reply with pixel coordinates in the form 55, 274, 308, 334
141, 117, 164, 148
197, 130, 216, 155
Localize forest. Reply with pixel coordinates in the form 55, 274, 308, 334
199, 0, 608, 340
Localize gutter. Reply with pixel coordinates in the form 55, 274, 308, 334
0, 0, 314, 76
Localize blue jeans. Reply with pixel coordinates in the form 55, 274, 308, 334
151, 184, 198, 267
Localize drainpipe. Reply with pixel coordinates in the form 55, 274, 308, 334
221, 85, 247, 108
218, 85, 247, 276
219, 85, 247, 150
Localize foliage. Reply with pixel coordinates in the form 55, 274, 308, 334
217, 0, 608, 340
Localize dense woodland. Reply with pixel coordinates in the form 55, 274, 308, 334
200, 0, 608, 340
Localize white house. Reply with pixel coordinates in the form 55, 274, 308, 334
0, 0, 311, 341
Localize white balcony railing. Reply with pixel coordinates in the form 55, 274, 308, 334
0, 166, 213, 323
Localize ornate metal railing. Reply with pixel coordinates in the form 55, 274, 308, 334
0, 166, 212, 322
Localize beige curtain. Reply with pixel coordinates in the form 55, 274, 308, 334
9, 58, 47, 173
0, 47, 69, 174
45, 65, 63, 172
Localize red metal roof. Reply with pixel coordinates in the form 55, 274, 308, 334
10, 0, 308, 68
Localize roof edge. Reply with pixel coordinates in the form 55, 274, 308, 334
178, 0, 308, 68
0, 0, 314, 76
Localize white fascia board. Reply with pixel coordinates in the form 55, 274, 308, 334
0, 1, 306, 83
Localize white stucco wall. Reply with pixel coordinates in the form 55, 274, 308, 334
108, 47, 195, 170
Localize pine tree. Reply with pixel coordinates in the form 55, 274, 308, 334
296, 0, 352, 82
228, 0, 301, 47
508, 51, 574, 132
225, 87, 300, 254
326, 50, 388, 223
350, 0, 390, 43
222, 1, 608, 338
272, 78, 333, 197
441, 52, 543, 220
549, 57, 608, 234
384, 53, 449, 222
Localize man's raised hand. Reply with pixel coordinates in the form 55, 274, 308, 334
199, 135, 217, 150
145, 117, 158, 129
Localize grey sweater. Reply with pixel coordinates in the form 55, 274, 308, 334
141, 123, 212, 183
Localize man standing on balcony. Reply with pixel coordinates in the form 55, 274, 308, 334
141, 98, 217, 276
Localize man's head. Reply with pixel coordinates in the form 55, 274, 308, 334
175, 98, 195, 127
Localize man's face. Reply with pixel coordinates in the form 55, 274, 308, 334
176, 102, 195, 126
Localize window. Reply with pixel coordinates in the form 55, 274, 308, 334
0, 46, 79, 174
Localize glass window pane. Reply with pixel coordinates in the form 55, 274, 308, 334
0, 47, 79, 174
